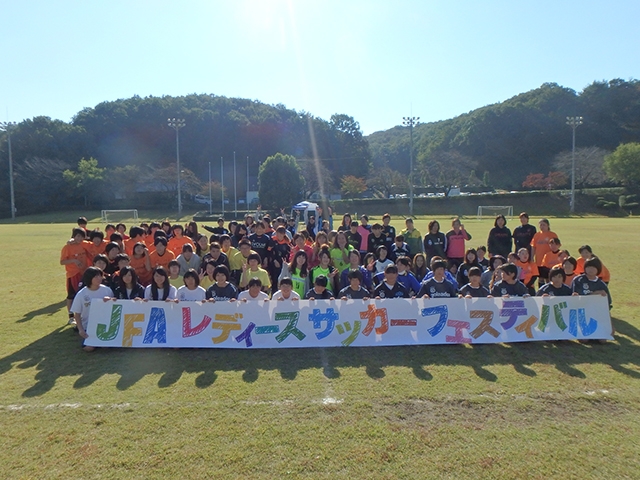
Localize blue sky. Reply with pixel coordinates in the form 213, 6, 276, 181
1, 0, 638, 134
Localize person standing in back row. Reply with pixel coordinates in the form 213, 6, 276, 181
401, 218, 423, 257
487, 214, 512, 259
445, 217, 471, 268
512, 212, 537, 256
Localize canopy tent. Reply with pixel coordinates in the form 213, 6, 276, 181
290, 201, 320, 234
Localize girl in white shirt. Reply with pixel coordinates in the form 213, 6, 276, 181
144, 266, 178, 301
177, 269, 207, 301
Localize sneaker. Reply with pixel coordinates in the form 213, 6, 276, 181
68, 317, 77, 326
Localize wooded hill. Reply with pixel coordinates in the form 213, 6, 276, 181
0, 79, 638, 216
0, 95, 370, 215
367, 79, 640, 189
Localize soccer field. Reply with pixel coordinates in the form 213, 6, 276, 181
1, 214, 639, 479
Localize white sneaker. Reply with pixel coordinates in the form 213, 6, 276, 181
67, 317, 77, 326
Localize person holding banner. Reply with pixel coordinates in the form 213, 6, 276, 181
374, 265, 410, 299
571, 257, 612, 308
70, 266, 113, 351
112, 266, 145, 300
238, 278, 270, 301
537, 267, 572, 297
305, 275, 335, 300
205, 265, 238, 302
272, 278, 301, 301
491, 264, 529, 297
339, 270, 370, 300
144, 266, 178, 301
458, 267, 490, 298
418, 259, 458, 298
177, 269, 206, 301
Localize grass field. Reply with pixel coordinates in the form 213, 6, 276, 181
1, 212, 639, 479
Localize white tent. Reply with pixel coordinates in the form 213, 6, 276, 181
290, 201, 320, 234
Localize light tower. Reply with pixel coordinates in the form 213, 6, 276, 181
402, 116, 420, 216
566, 116, 583, 213
167, 118, 186, 215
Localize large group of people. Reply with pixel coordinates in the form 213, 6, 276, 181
61, 211, 612, 351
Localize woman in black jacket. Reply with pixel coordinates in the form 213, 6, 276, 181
112, 266, 145, 300
487, 215, 512, 259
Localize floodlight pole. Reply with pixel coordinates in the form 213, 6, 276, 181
402, 116, 420, 216
167, 118, 186, 216
0, 122, 16, 220
221, 157, 225, 215
566, 116, 583, 214
208, 161, 212, 215
233, 151, 237, 217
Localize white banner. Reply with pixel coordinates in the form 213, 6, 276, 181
85, 296, 612, 348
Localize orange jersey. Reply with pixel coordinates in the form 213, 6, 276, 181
541, 250, 562, 270
82, 240, 106, 263
60, 242, 88, 278
563, 271, 577, 287
125, 237, 146, 256
129, 254, 152, 286
148, 249, 176, 270
516, 260, 539, 286
530, 231, 558, 266
575, 257, 610, 283
167, 236, 195, 257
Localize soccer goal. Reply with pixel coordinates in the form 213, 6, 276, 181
477, 205, 513, 220
101, 209, 139, 222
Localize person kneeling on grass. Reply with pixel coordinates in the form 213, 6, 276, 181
458, 266, 490, 298
374, 265, 409, 299
571, 257, 612, 309
238, 277, 270, 301
177, 269, 207, 302
144, 266, 178, 301
70, 267, 114, 352
418, 260, 458, 298
537, 267, 572, 297
304, 275, 335, 300
272, 277, 301, 301
205, 265, 238, 302
490, 263, 530, 298
111, 265, 145, 300
339, 269, 370, 300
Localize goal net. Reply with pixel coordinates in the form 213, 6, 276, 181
477, 205, 513, 221
101, 209, 139, 223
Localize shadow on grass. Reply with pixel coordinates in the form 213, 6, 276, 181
17, 300, 66, 324
1, 317, 639, 398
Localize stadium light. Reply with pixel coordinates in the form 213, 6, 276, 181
0, 121, 17, 220
402, 116, 420, 216
167, 118, 186, 216
566, 116, 583, 214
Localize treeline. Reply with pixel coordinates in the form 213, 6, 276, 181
1, 80, 639, 217
367, 79, 640, 189
0, 95, 370, 215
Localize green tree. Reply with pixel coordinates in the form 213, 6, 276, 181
553, 146, 609, 188
604, 143, 640, 186
111, 165, 141, 200
150, 164, 203, 208
340, 175, 367, 198
482, 171, 490, 187
367, 167, 408, 198
258, 153, 304, 210
63, 157, 106, 206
